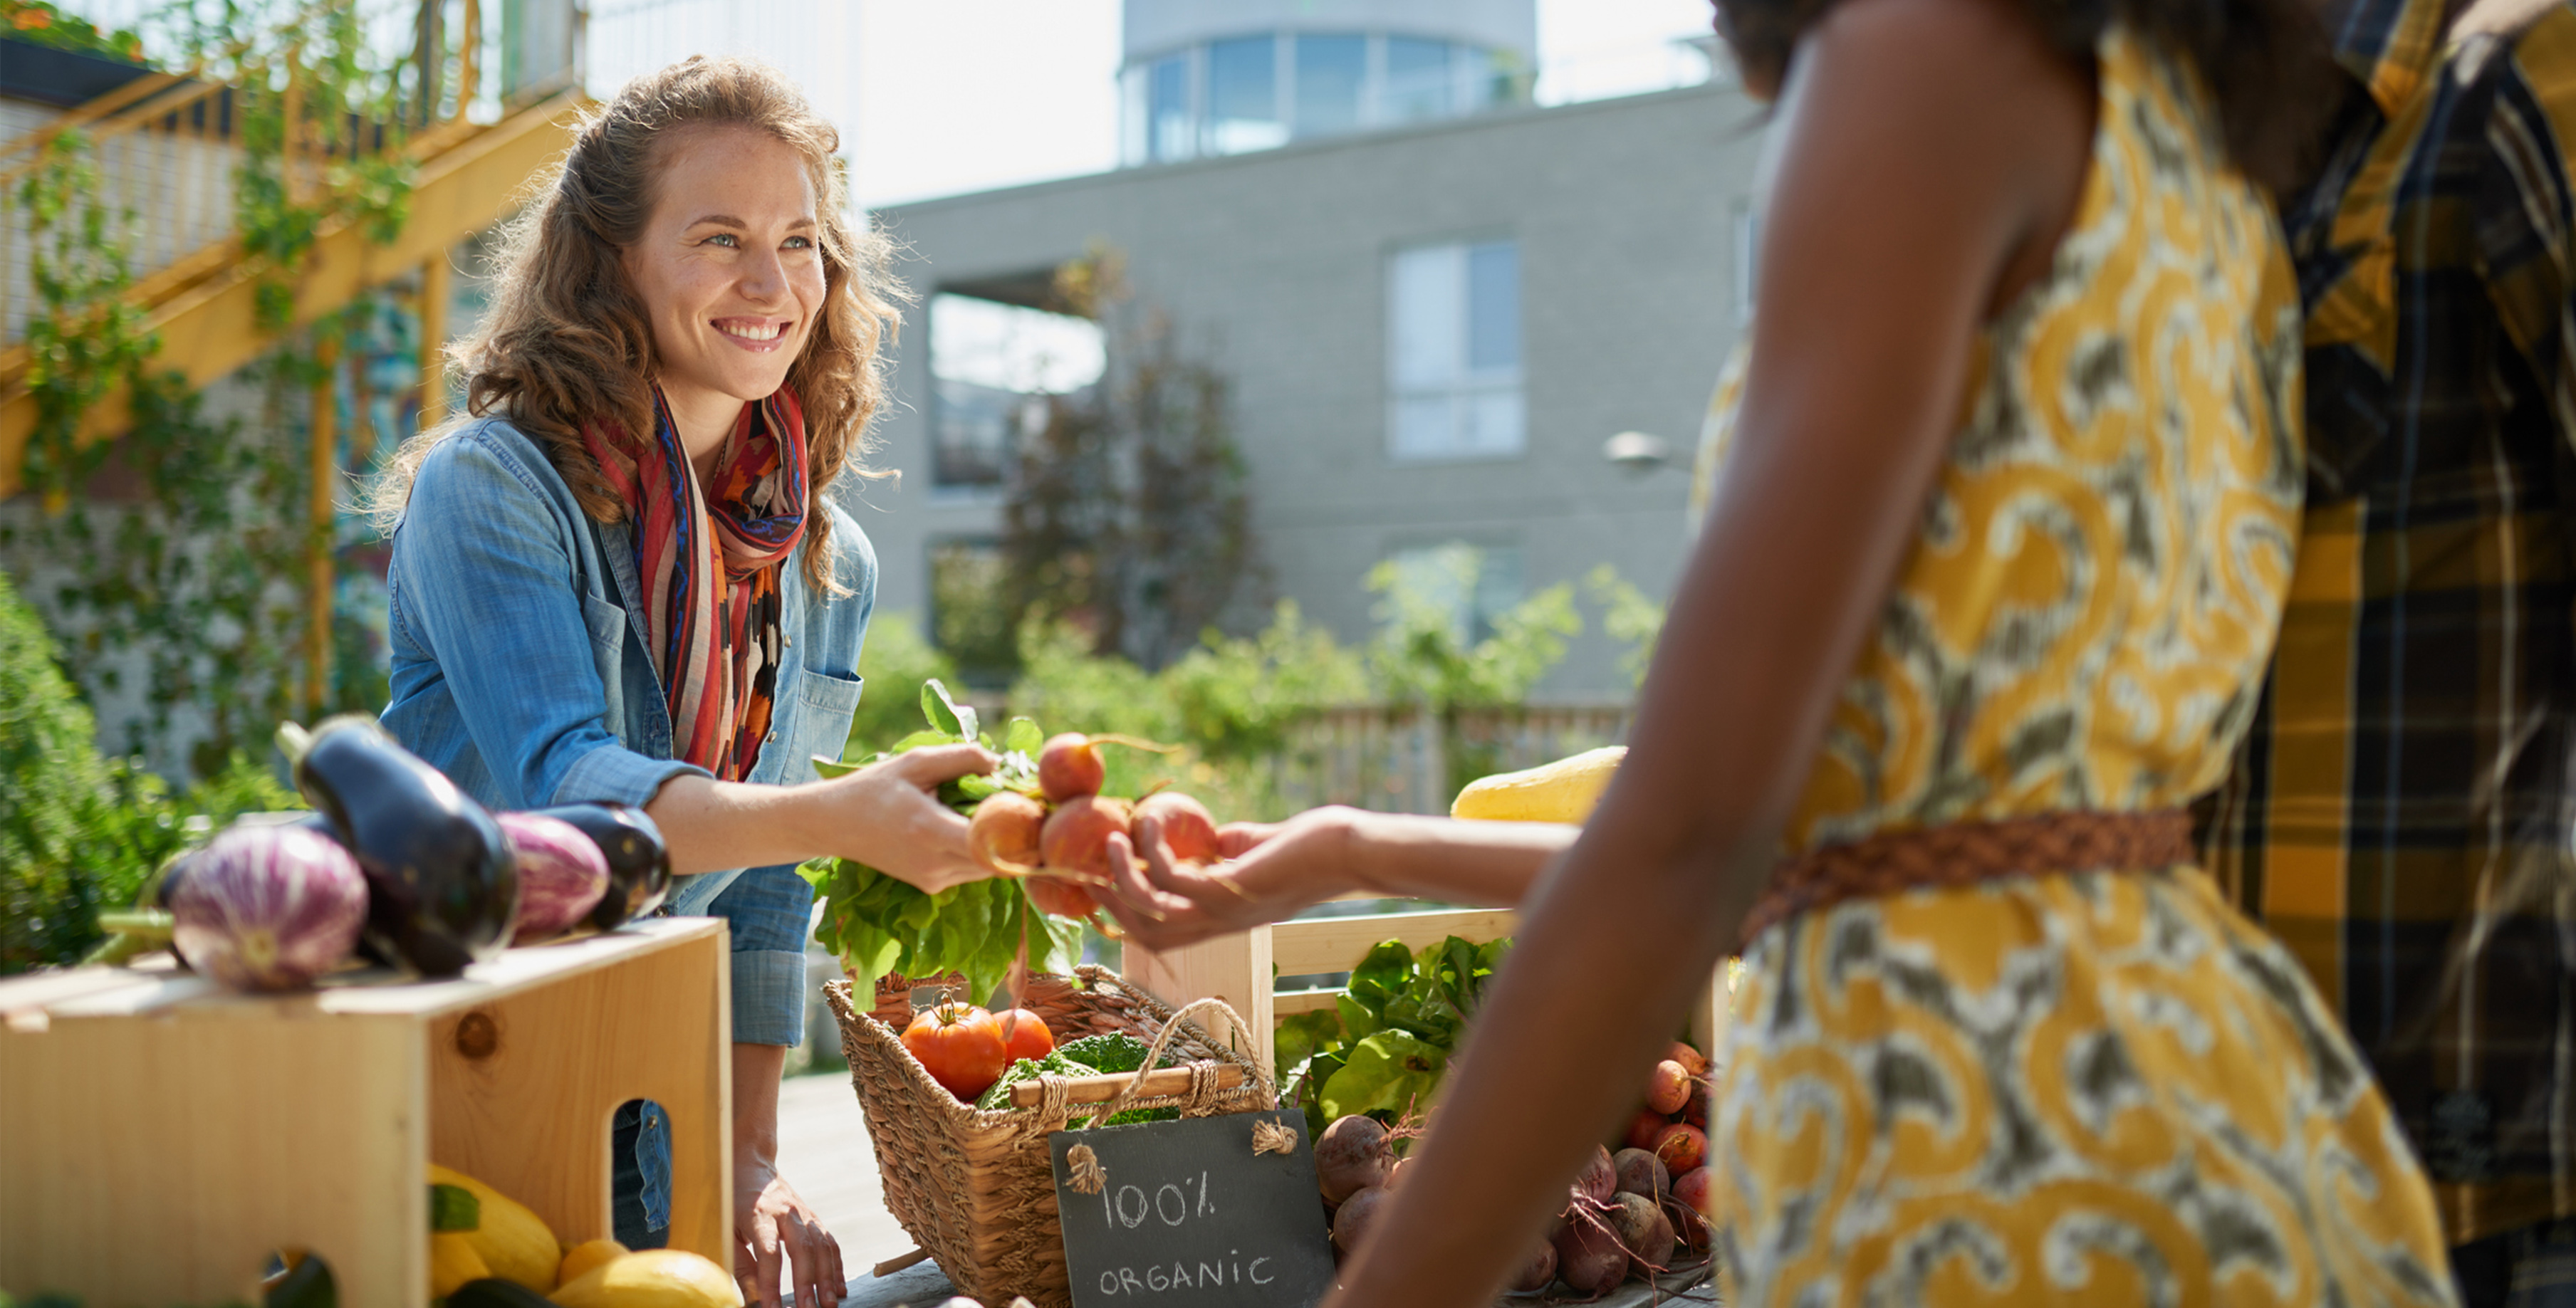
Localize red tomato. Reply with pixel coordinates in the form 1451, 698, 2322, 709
902, 1000, 1009, 1100
996, 1008, 1055, 1063
1026, 876, 1100, 919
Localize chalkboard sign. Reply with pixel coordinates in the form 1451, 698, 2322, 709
1049, 1111, 1336, 1307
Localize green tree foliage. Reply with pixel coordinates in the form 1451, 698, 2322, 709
845, 612, 958, 758
1001, 249, 1262, 671
0, 567, 297, 973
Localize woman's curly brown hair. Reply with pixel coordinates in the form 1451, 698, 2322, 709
375, 56, 905, 594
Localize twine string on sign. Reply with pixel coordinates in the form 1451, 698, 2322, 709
1065, 1144, 1108, 1195
1250, 1119, 1298, 1156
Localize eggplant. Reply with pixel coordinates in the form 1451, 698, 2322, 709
293, 716, 518, 976
444, 1280, 553, 1308
529, 802, 673, 928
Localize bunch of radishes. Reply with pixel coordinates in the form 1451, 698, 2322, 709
966, 733, 1219, 918
1313, 1107, 1709, 1297
1624, 1041, 1712, 1181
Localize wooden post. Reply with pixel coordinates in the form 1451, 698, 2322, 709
458, 0, 482, 115
306, 339, 340, 721
1121, 926, 1276, 1077
418, 253, 450, 432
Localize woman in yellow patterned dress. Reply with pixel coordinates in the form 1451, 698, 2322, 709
1096, 0, 2462, 1302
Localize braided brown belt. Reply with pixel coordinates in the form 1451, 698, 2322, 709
1736, 807, 2195, 948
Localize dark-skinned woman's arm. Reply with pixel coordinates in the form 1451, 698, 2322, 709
1325, 0, 2096, 1301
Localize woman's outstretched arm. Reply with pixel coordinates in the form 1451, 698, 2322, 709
1325, 0, 2095, 1302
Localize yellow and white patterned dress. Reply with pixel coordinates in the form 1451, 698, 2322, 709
1696, 27, 2458, 1307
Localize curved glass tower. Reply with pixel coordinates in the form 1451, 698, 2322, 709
1119, 0, 1538, 166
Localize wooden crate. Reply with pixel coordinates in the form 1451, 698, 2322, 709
0, 918, 731, 1307
1122, 900, 1731, 1075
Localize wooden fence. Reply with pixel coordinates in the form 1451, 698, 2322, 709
1256, 702, 1631, 817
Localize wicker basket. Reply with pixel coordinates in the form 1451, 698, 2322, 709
826, 966, 1278, 1308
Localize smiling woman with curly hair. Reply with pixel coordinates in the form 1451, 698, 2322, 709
373, 57, 996, 1307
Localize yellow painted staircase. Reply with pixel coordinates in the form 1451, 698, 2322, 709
0, 26, 586, 499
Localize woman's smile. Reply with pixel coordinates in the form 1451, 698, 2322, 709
715, 316, 793, 349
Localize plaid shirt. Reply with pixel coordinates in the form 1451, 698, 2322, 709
2199, 0, 2576, 1246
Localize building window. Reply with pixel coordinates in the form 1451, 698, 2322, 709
1148, 53, 1194, 163
929, 292, 1105, 491
1293, 34, 1367, 138
1206, 35, 1286, 155
1117, 33, 1531, 167
927, 539, 1018, 680
1387, 239, 1524, 462
1382, 541, 1526, 645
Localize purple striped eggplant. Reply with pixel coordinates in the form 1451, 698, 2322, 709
168, 822, 369, 990
528, 803, 672, 928
500, 811, 611, 941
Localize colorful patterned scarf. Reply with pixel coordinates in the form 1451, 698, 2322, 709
583, 387, 808, 782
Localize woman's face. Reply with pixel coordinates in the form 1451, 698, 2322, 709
624, 124, 826, 440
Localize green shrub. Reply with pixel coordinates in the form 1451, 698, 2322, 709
0, 567, 296, 973
847, 612, 958, 758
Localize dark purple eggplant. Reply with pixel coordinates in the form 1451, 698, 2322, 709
528, 803, 673, 928
293, 716, 518, 976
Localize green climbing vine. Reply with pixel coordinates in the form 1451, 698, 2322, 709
1, 0, 422, 777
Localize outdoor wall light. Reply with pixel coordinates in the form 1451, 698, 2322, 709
1602, 430, 1676, 471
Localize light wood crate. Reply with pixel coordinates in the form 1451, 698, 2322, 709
1122, 899, 1730, 1075
0, 918, 732, 1307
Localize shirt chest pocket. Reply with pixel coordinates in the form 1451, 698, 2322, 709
581, 595, 632, 697
780, 669, 862, 782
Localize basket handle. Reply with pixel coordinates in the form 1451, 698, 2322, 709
1076, 995, 1267, 1130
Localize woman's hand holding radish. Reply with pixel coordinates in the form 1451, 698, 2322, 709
645, 741, 999, 890
815, 743, 998, 891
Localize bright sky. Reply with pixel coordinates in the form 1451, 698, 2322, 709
851, 0, 1721, 209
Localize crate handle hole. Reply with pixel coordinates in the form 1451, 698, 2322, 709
610, 1098, 673, 1250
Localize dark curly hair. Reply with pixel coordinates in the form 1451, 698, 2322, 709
1712, 0, 2332, 190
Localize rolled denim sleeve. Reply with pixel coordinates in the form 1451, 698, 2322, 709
706, 863, 815, 1047
390, 433, 706, 810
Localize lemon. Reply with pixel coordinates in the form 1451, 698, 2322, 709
547, 1249, 744, 1308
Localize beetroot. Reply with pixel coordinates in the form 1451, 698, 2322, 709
1506, 1240, 1557, 1294
1040, 795, 1135, 881
1625, 1107, 1672, 1151
170, 822, 367, 991
1653, 1121, 1707, 1173
1331, 1185, 1387, 1257
1665, 1195, 1712, 1255
968, 792, 1045, 876
1316, 1115, 1392, 1204
1572, 1144, 1617, 1205
1552, 1205, 1629, 1296
1671, 1166, 1712, 1216
1613, 1147, 1670, 1203
1644, 1059, 1691, 1114
500, 812, 610, 942
1682, 1079, 1711, 1126
1670, 1167, 1714, 1252
1382, 1156, 1413, 1191
1606, 1191, 1676, 1275
1133, 791, 1221, 864
1038, 733, 1107, 802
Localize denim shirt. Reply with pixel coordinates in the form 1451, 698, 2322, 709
382, 415, 872, 1050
